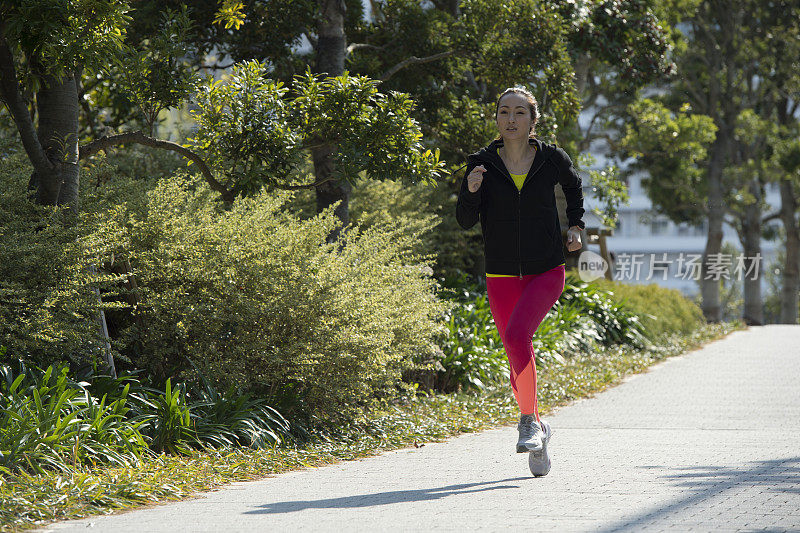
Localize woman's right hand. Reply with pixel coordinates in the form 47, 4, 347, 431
467, 165, 486, 192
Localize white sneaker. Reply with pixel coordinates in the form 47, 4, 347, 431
528, 419, 552, 476
516, 414, 543, 453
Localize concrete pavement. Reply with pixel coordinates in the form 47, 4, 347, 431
38, 325, 800, 532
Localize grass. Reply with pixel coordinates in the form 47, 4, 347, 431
1, 320, 745, 532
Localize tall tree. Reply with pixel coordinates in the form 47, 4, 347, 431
753, 0, 800, 324
614, 0, 800, 324
1, 2, 440, 210
0, 2, 131, 209
728, 110, 774, 325
561, 0, 680, 152
556, 0, 680, 236
311, 0, 353, 242
704, 0, 800, 325
668, 0, 746, 322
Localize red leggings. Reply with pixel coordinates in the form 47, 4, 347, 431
485, 264, 566, 424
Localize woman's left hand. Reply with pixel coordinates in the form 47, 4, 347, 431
566, 226, 583, 252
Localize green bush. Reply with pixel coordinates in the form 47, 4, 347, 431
584, 273, 705, 337
1, 147, 454, 428
0, 357, 293, 476
0, 155, 126, 370
435, 277, 510, 393
0, 359, 151, 476
282, 167, 478, 284
560, 272, 653, 348
81, 168, 453, 426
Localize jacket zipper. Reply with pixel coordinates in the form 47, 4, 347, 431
517, 188, 522, 279
485, 160, 524, 279
480, 144, 551, 280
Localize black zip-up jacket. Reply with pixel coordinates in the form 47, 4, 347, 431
456, 137, 586, 278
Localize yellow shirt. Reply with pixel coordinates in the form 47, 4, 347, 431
486, 172, 565, 277
509, 171, 527, 191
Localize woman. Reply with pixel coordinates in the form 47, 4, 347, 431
455, 86, 585, 476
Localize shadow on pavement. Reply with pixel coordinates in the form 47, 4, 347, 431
244, 477, 530, 514
594, 455, 800, 532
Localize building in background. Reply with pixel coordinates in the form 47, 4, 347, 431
579, 129, 781, 298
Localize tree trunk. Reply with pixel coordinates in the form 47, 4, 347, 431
34, 72, 81, 210
312, 0, 349, 243
776, 97, 800, 324
779, 178, 800, 324
574, 52, 591, 97
741, 177, 764, 325
313, 141, 352, 243
701, 133, 727, 323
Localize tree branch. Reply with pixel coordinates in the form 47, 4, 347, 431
0, 24, 53, 176
463, 69, 481, 94
271, 176, 339, 190
581, 72, 600, 109
79, 130, 234, 204
380, 50, 455, 81
346, 42, 385, 56
762, 211, 782, 224
581, 104, 626, 151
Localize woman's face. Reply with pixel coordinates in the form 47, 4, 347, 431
496, 92, 532, 142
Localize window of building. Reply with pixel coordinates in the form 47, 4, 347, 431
651, 218, 669, 235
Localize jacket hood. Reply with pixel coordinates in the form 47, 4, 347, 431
468, 137, 556, 177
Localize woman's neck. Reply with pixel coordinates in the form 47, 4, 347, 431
499, 137, 534, 165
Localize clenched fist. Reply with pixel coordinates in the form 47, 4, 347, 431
468, 164, 486, 192
566, 227, 583, 252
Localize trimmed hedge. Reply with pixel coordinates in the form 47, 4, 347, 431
585, 274, 705, 337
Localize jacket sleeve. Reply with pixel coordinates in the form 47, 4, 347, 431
455, 160, 482, 230
553, 147, 586, 230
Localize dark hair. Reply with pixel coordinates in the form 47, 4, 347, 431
493, 86, 539, 141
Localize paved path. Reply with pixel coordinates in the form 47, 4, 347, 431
39, 325, 800, 532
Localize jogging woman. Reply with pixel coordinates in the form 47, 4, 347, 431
455, 86, 585, 476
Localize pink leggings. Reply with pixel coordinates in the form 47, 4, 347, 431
485, 264, 566, 424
